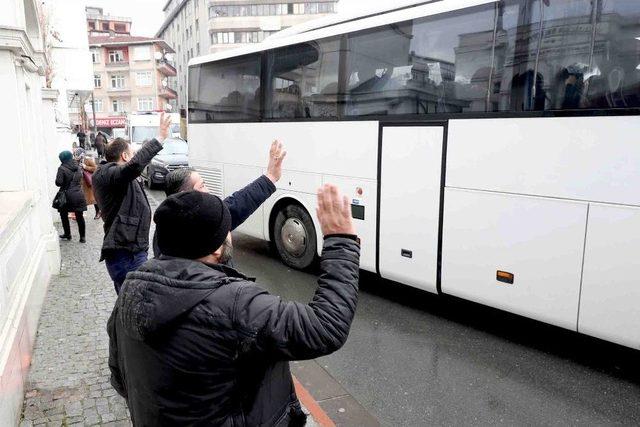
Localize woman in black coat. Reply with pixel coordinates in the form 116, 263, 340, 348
55, 150, 87, 242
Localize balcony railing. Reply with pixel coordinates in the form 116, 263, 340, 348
105, 60, 129, 68
107, 86, 131, 93
157, 60, 177, 77
159, 86, 178, 99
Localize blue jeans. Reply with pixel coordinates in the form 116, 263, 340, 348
105, 250, 148, 294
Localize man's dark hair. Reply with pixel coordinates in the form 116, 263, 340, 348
105, 138, 130, 162
164, 167, 196, 196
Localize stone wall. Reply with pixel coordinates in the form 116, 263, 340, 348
0, 1, 62, 425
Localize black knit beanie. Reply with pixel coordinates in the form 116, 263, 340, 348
154, 191, 232, 260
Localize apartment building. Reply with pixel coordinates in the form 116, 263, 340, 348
156, 0, 339, 111
86, 7, 178, 136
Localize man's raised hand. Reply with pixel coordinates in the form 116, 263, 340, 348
158, 112, 172, 143
266, 140, 286, 183
316, 184, 356, 237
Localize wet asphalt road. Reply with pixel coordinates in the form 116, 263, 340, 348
147, 189, 640, 426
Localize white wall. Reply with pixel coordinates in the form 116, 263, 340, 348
0, 1, 62, 425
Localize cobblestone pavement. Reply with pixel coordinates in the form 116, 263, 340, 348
20, 213, 131, 427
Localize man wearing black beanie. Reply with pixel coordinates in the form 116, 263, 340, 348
108, 184, 360, 426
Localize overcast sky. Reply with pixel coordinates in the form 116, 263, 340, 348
86, 0, 392, 37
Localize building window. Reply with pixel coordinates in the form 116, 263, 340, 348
112, 99, 125, 112
137, 97, 154, 111
110, 74, 125, 89
108, 50, 125, 63
93, 99, 103, 112
91, 50, 101, 64
293, 3, 304, 14
94, 74, 102, 88
135, 71, 152, 86
88, 22, 95, 30
196, 42, 200, 55
101, 22, 109, 31
114, 23, 126, 32
132, 46, 151, 61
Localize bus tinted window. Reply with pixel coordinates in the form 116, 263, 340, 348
188, 54, 261, 122
491, 0, 543, 112
535, 0, 596, 110
344, 5, 496, 117
587, 0, 640, 109
267, 37, 343, 119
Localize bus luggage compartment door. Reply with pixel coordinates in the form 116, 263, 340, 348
378, 125, 444, 293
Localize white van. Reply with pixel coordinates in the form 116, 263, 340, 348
126, 112, 181, 150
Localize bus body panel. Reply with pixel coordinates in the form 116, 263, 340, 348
441, 188, 588, 330
579, 203, 640, 349
447, 116, 640, 207
223, 163, 265, 239
379, 126, 444, 294
188, 121, 379, 179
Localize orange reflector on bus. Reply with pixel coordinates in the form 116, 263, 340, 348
496, 271, 514, 285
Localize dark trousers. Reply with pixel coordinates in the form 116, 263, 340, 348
60, 210, 85, 238
105, 250, 148, 294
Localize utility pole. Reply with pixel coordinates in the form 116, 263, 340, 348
91, 92, 97, 134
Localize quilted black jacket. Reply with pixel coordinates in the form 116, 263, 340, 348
108, 236, 359, 426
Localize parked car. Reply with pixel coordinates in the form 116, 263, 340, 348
142, 137, 189, 189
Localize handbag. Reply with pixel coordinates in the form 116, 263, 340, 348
52, 188, 67, 210
83, 169, 92, 187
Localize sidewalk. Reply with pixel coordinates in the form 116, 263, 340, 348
20, 218, 130, 426
19, 214, 326, 426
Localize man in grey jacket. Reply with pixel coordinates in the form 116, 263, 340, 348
108, 184, 359, 426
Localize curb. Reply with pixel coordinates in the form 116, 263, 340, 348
294, 377, 336, 427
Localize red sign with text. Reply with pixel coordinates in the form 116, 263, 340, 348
95, 117, 126, 128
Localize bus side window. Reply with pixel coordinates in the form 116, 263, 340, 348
187, 54, 261, 122
587, 0, 640, 109
267, 38, 343, 119
344, 5, 496, 117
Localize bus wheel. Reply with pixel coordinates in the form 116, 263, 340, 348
273, 204, 317, 270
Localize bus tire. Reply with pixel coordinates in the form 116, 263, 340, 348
273, 204, 317, 270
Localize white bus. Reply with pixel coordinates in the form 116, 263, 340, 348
187, 0, 640, 349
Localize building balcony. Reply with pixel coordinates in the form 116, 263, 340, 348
159, 86, 178, 99
157, 60, 177, 77
105, 60, 129, 68
107, 87, 131, 94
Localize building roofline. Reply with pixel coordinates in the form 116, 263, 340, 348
89, 38, 175, 53
156, 0, 189, 36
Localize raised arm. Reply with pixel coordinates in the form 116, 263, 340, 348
224, 140, 286, 230
234, 184, 360, 360
110, 113, 172, 185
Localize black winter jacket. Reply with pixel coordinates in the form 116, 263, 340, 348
93, 139, 163, 260
108, 236, 360, 426
55, 160, 87, 212
152, 175, 276, 258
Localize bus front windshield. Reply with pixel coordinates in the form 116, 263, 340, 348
131, 126, 158, 143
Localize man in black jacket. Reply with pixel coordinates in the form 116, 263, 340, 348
108, 185, 359, 426
93, 113, 172, 294
152, 140, 286, 258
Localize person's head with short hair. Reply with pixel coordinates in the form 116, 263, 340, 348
105, 138, 133, 163
164, 168, 208, 196
154, 191, 233, 265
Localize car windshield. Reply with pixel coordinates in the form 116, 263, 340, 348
159, 139, 188, 155
131, 126, 158, 143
